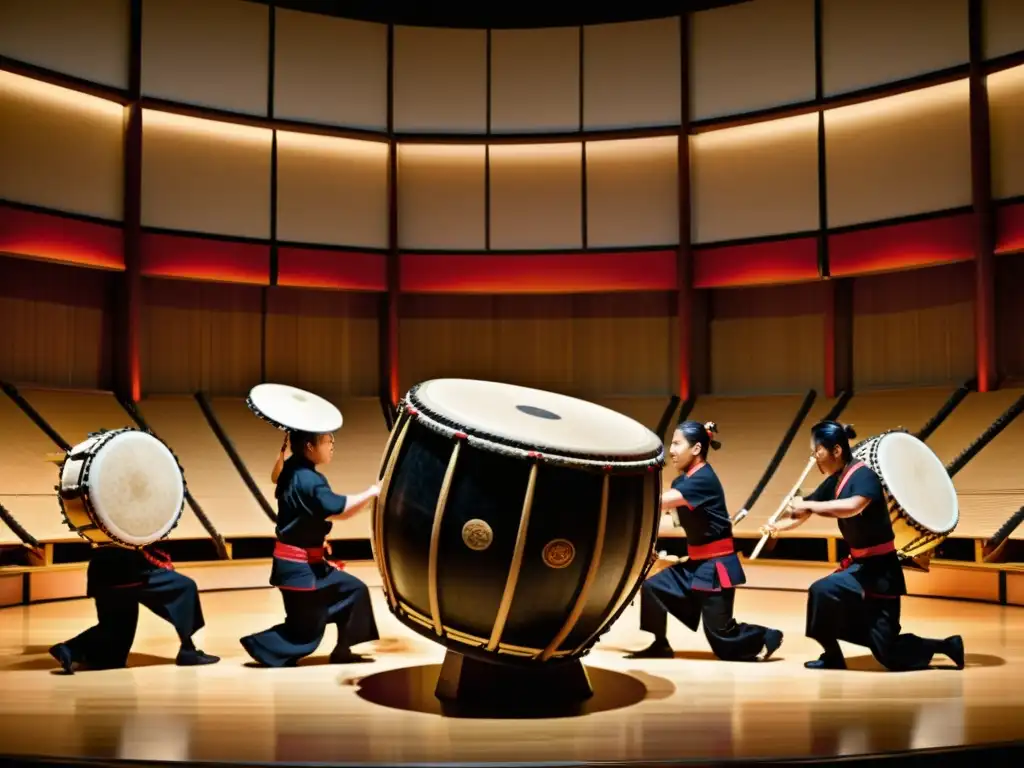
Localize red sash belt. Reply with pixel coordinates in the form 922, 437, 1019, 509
688, 538, 734, 560
142, 547, 174, 571
837, 540, 896, 571
273, 541, 345, 570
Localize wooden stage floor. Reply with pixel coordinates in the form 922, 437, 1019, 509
1, 570, 1023, 766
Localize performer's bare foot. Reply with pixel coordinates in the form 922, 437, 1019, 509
176, 648, 220, 666
626, 638, 674, 659
944, 635, 965, 669
763, 629, 783, 660
49, 643, 74, 674
329, 646, 374, 664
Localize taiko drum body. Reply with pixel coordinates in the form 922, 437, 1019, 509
371, 379, 664, 666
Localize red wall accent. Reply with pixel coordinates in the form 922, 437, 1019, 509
0, 204, 123, 270
400, 250, 678, 294
139, 231, 270, 285
828, 213, 974, 277
276, 246, 387, 291
996, 201, 1024, 256
693, 237, 819, 289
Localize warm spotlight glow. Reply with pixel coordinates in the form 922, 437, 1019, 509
825, 79, 968, 128
0, 70, 123, 120
691, 112, 818, 150
142, 108, 272, 145
986, 62, 1024, 96
0, 205, 124, 270
276, 130, 389, 159
489, 142, 583, 163
397, 143, 485, 167
586, 135, 678, 160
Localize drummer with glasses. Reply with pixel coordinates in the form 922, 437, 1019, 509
629, 420, 784, 662
763, 420, 965, 671
240, 430, 382, 667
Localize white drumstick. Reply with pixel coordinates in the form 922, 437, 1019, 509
749, 456, 817, 561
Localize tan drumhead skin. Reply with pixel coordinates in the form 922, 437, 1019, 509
876, 432, 959, 533
249, 383, 342, 433
413, 379, 663, 459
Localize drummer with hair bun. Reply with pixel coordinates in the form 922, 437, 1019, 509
629, 420, 784, 662
764, 420, 964, 671
240, 430, 382, 667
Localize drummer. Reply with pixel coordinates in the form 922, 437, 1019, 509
49, 544, 219, 673
762, 420, 965, 671
629, 420, 784, 662
240, 429, 382, 667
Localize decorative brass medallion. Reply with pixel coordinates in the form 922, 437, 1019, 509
542, 538, 575, 569
461, 519, 493, 551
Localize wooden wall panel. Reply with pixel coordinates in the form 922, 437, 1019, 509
709, 282, 826, 395
399, 293, 676, 397
583, 18, 681, 130
142, 0, 269, 116
141, 110, 272, 238
0, 72, 124, 221
586, 137, 678, 248
852, 262, 975, 389
821, 0, 968, 96
276, 132, 389, 248
392, 27, 486, 133
264, 288, 379, 398
997, 253, 1024, 381
397, 145, 486, 250
988, 64, 1024, 201
490, 27, 580, 134
983, 0, 1024, 60
691, 113, 819, 243
489, 144, 582, 250
825, 80, 971, 227
0, 256, 114, 390
141, 277, 262, 396
273, 10, 387, 130
0, 0, 129, 88
690, 0, 815, 120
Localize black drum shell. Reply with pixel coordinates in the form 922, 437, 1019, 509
376, 411, 661, 667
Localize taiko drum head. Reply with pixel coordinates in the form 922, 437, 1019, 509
60, 430, 185, 547
410, 379, 663, 463
874, 431, 959, 534
247, 383, 342, 434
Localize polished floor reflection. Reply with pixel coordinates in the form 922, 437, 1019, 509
1, 581, 1022, 764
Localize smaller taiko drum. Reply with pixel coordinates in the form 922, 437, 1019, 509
852, 429, 959, 561
373, 379, 664, 667
58, 428, 186, 547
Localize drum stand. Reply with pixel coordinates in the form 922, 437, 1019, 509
435, 650, 594, 714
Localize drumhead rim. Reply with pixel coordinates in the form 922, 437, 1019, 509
58, 428, 186, 548
405, 383, 664, 469
247, 383, 343, 434
854, 431, 959, 536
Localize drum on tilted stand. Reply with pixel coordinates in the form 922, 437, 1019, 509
372, 379, 664, 705
852, 429, 959, 568
57, 428, 186, 548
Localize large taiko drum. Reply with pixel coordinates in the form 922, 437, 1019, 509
852, 429, 958, 561
372, 379, 664, 669
58, 428, 186, 547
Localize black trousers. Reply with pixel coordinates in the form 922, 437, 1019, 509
640, 567, 773, 661
63, 568, 204, 669
806, 570, 943, 671
241, 568, 379, 667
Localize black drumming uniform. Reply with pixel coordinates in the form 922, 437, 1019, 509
239, 454, 379, 667
50, 544, 213, 672
637, 461, 780, 661
803, 460, 959, 670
